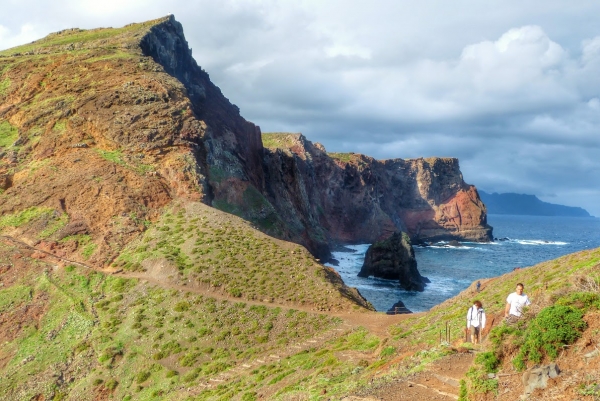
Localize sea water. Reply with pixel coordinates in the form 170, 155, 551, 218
325, 215, 600, 312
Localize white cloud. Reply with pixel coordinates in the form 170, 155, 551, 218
0, 23, 40, 51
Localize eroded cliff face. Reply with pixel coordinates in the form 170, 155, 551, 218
262, 134, 492, 258
0, 16, 272, 265
0, 15, 490, 266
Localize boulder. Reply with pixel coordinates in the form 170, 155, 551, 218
0, 174, 12, 190
386, 300, 412, 314
358, 232, 429, 291
522, 363, 560, 395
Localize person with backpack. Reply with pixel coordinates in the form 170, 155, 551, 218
466, 300, 486, 344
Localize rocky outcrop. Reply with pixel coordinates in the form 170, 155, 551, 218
262, 134, 492, 259
522, 363, 560, 395
386, 300, 412, 314
358, 232, 428, 291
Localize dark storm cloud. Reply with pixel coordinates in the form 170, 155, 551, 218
1, 0, 600, 214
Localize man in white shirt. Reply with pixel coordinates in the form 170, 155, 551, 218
504, 283, 531, 320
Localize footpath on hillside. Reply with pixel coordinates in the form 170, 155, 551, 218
2, 234, 476, 400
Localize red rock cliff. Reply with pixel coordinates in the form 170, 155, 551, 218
262, 134, 492, 258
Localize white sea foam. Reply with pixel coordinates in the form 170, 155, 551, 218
425, 245, 475, 250
511, 239, 568, 246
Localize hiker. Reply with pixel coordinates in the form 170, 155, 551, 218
466, 300, 486, 344
504, 283, 531, 321
476, 281, 481, 292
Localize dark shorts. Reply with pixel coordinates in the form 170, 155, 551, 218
505, 314, 520, 324
470, 326, 480, 337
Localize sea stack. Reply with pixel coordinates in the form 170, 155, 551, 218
358, 232, 429, 291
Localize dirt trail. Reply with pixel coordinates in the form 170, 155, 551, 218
1, 235, 415, 338
349, 351, 474, 400
3, 235, 477, 400
116, 270, 417, 337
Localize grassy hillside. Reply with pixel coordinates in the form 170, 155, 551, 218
3, 200, 599, 400
0, 201, 378, 401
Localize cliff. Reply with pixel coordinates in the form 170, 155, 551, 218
262, 134, 492, 258
0, 15, 491, 267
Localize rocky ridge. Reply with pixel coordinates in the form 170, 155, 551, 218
1, 15, 490, 267
262, 133, 492, 258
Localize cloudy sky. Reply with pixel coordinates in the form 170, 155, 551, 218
2, 0, 600, 215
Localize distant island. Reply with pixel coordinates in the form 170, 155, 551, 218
479, 191, 591, 217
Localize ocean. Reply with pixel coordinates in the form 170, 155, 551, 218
326, 215, 600, 312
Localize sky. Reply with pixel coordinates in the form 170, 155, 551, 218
1, 0, 600, 216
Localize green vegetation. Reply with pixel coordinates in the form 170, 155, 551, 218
465, 365, 498, 395
0, 206, 55, 230
111, 203, 355, 312
474, 351, 500, 373
0, 285, 32, 313
0, 120, 18, 148
97, 149, 126, 167
461, 351, 500, 396
261, 133, 301, 149
0, 18, 163, 56
0, 246, 353, 400
52, 120, 67, 133
0, 78, 10, 95
458, 379, 468, 401
513, 305, 586, 370
1, 200, 599, 400
578, 383, 600, 398
391, 247, 600, 347
96, 149, 155, 175
39, 213, 69, 238
327, 152, 355, 163
82, 243, 97, 259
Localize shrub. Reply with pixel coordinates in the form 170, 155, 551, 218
242, 392, 257, 401
475, 352, 500, 373
556, 292, 600, 311
466, 366, 498, 394
136, 371, 151, 383
173, 301, 190, 312
458, 379, 468, 401
105, 378, 118, 390
380, 346, 396, 358
514, 305, 586, 370
183, 368, 201, 383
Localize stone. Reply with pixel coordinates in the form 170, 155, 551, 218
358, 232, 429, 291
0, 174, 12, 190
522, 363, 560, 395
386, 300, 412, 314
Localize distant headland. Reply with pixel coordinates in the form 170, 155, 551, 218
479, 191, 591, 217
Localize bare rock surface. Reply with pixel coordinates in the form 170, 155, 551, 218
358, 232, 429, 291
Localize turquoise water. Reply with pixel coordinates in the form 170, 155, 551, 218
326, 215, 600, 312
